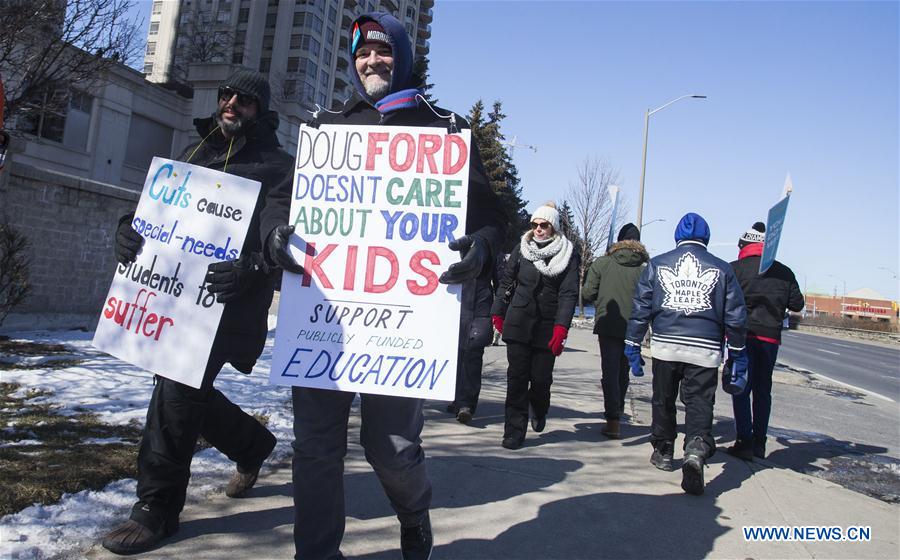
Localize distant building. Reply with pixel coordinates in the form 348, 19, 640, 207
142, 0, 434, 113
803, 288, 897, 324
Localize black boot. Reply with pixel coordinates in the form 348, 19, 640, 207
681, 437, 707, 496
726, 438, 754, 462
400, 512, 433, 560
456, 406, 473, 424
101, 504, 179, 555
753, 436, 767, 459
650, 441, 674, 471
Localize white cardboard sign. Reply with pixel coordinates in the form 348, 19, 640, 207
93, 157, 261, 388
269, 124, 470, 400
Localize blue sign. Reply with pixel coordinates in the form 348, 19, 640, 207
760, 194, 790, 274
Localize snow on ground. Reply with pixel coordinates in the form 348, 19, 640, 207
0, 325, 294, 560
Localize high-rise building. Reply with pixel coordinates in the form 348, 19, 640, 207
142, 0, 433, 111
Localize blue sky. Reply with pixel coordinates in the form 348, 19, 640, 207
126, 0, 899, 299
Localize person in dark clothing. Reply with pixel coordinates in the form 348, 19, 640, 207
258, 13, 505, 560
727, 222, 804, 460
625, 213, 748, 495
101, 69, 293, 555
582, 223, 649, 439
447, 269, 494, 423
491, 202, 580, 450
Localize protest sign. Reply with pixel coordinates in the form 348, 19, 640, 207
269, 124, 470, 401
760, 174, 793, 274
93, 157, 261, 388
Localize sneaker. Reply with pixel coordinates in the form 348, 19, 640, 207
456, 407, 473, 424
101, 515, 179, 555
530, 415, 546, 433
726, 439, 754, 462
601, 418, 621, 439
501, 437, 523, 450
650, 444, 673, 471
681, 452, 705, 495
400, 513, 433, 560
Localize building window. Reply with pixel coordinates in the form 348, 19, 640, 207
266, 13, 277, 27
317, 91, 327, 107
146, 42, 156, 56
319, 69, 329, 87
406, 6, 415, 18
238, 7, 249, 22
152, 1, 162, 14
287, 57, 299, 72
217, 10, 230, 23
302, 80, 316, 103
302, 59, 318, 78
328, 5, 337, 21
263, 35, 275, 50
290, 34, 302, 48
284, 79, 297, 96
312, 14, 323, 33
300, 35, 320, 54
16, 89, 93, 150
260, 57, 271, 72
293, 12, 306, 27
143, 62, 154, 74
326, 27, 334, 44
405, 22, 412, 34
125, 114, 175, 169
149, 22, 159, 34
323, 48, 332, 65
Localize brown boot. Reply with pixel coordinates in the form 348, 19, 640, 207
225, 467, 260, 498
601, 418, 621, 439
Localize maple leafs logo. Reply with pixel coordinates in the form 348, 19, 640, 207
658, 252, 720, 314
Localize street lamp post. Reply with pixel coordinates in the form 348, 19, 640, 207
828, 274, 846, 317
636, 94, 707, 231
641, 218, 666, 227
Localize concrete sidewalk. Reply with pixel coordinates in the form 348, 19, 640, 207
87, 327, 899, 559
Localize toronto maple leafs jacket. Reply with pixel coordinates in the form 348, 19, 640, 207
625, 241, 748, 368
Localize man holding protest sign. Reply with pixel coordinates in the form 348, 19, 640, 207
727, 222, 804, 461
261, 12, 505, 560
101, 69, 293, 555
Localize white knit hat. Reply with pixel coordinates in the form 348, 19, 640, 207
531, 202, 560, 232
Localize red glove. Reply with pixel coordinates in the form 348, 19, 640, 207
492, 315, 504, 334
548, 325, 568, 356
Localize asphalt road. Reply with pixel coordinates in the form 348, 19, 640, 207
777, 331, 900, 402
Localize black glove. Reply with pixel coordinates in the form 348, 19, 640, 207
439, 235, 488, 284
114, 213, 144, 265
266, 224, 304, 274
205, 253, 268, 303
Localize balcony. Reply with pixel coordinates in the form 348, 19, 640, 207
420, 0, 434, 8
336, 51, 349, 72
342, 7, 354, 28
419, 8, 432, 24
334, 71, 349, 90
381, 0, 399, 13
417, 23, 431, 39
415, 37, 429, 55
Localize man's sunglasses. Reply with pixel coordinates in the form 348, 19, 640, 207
531, 221, 551, 230
218, 86, 257, 107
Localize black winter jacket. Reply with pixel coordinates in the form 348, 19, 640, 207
181, 111, 293, 369
491, 241, 580, 348
729, 254, 804, 343
626, 241, 747, 368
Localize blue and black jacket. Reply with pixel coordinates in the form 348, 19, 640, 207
625, 240, 748, 368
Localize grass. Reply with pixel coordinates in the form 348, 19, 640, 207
0, 382, 142, 516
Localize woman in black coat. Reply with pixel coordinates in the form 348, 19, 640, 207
491, 202, 580, 449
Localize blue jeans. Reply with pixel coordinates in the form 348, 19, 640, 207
731, 337, 780, 442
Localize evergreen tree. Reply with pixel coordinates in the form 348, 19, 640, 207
412, 56, 437, 105
467, 99, 530, 252
559, 200, 579, 241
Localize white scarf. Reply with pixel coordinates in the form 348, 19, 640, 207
519, 231, 574, 278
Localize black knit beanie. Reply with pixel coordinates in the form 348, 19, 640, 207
738, 221, 766, 248
617, 223, 641, 242
221, 68, 271, 113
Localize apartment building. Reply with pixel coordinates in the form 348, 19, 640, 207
142, 0, 433, 112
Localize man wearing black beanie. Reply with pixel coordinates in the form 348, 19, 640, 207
582, 223, 649, 438
728, 221, 804, 461
102, 68, 293, 555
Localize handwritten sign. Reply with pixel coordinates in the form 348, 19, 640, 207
269, 124, 470, 400
92, 157, 261, 388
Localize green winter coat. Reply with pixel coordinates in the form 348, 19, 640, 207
582, 240, 649, 338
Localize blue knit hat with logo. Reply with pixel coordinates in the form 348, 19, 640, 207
674, 213, 711, 245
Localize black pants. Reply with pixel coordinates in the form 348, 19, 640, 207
504, 341, 556, 442
598, 336, 629, 420
291, 387, 431, 559
650, 359, 717, 458
453, 344, 485, 412
133, 354, 276, 523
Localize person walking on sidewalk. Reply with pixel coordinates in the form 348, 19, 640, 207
582, 223, 649, 439
624, 213, 748, 495
101, 69, 293, 555
259, 12, 505, 560
727, 222, 804, 460
491, 202, 580, 450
